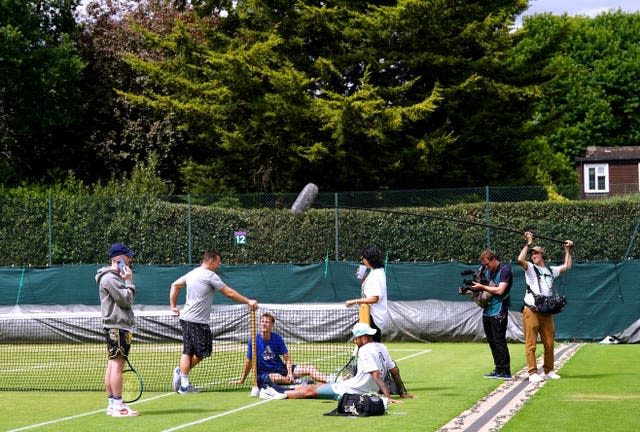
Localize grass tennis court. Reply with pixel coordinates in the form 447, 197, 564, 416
1, 342, 638, 432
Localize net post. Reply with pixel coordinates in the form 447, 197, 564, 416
250, 306, 257, 389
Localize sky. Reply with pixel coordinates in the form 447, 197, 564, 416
517, 0, 640, 26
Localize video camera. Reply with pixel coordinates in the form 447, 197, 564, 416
457, 267, 488, 295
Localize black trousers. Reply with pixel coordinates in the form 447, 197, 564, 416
482, 313, 511, 375
370, 315, 382, 342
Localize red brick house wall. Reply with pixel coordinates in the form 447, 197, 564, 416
575, 146, 640, 199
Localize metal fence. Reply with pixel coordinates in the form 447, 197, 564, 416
174, 184, 581, 209
2, 184, 638, 265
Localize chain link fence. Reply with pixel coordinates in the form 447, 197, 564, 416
2, 184, 639, 265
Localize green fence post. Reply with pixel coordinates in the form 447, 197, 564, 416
485, 186, 492, 249
623, 218, 640, 260
15, 266, 25, 305
334, 192, 339, 261
187, 194, 192, 265
48, 195, 52, 267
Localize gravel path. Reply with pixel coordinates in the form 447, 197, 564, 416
437, 342, 583, 432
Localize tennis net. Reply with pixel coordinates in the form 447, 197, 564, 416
0, 304, 356, 392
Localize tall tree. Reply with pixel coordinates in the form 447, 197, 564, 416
233, 0, 539, 189
75, 0, 198, 186
108, 0, 567, 192
517, 10, 640, 184
0, 0, 85, 185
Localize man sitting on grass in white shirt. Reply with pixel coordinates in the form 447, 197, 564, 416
282, 322, 415, 403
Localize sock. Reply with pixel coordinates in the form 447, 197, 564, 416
108, 396, 115, 408
113, 397, 123, 407
180, 374, 190, 388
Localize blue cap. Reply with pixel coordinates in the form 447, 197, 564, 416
108, 243, 136, 258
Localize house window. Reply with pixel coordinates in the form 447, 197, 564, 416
584, 164, 609, 193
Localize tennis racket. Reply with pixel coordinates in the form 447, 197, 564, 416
122, 357, 144, 403
332, 347, 358, 383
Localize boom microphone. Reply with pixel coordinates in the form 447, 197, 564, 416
290, 183, 568, 244
460, 270, 475, 276
291, 183, 319, 215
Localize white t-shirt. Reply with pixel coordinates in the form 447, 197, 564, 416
362, 268, 388, 329
335, 342, 396, 395
523, 263, 561, 307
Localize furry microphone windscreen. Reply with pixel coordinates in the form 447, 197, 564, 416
291, 183, 319, 215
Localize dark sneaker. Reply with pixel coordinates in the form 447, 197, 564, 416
483, 371, 498, 379
495, 373, 512, 380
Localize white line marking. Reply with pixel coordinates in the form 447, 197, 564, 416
6, 392, 174, 432
394, 349, 431, 361
160, 400, 272, 432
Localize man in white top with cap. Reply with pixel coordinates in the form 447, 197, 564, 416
283, 322, 414, 403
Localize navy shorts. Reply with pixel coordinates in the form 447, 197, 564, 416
180, 320, 212, 359
103, 328, 133, 359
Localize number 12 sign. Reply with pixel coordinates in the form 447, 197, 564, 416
234, 231, 247, 245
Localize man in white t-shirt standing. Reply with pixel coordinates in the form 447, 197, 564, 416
283, 323, 414, 403
169, 249, 258, 393
517, 232, 573, 383
345, 246, 388, 342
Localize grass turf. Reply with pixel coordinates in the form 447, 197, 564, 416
1, 342, 637, 432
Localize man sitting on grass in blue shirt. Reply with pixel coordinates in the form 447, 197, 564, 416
234, 312, 329, 399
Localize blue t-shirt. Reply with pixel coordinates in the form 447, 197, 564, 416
247, 332, 288, 375
483, 264, 513, 316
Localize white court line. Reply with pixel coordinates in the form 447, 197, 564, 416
6, 392, 173, 432
10, 347, 432, 432
393, 349, 431, 361
160, 400, 272, 432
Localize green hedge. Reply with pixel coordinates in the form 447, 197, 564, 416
1, 195, 639, 265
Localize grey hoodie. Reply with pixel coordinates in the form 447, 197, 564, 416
96, 266, 136, 331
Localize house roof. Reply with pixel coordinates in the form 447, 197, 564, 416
575, 146, 640, 162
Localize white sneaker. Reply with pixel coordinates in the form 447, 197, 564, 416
178, 385, 201, 394
545, 371, 561, 380
259, 386, 287, 400
106, 406, 113, 416
172, 367, 181, 392
528, 373, 543, 383
111, 403, 140, 417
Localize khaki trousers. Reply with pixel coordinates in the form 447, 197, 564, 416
522, 306, 556, 375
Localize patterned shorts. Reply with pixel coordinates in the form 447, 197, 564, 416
180, 320, 212, 359
104, 328, 133, 359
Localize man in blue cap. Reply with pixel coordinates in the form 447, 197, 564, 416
282, 322, 414, 403
96, 242, 139, 417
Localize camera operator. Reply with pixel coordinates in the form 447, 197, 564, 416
471, 249, 513, 380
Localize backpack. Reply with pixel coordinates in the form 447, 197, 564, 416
324, 393, 386, 417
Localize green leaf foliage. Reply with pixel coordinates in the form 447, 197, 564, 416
114, 0, 549, 193
0, 0, 86, 184
2, 193, 640, 265
517, 11, 640, 169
